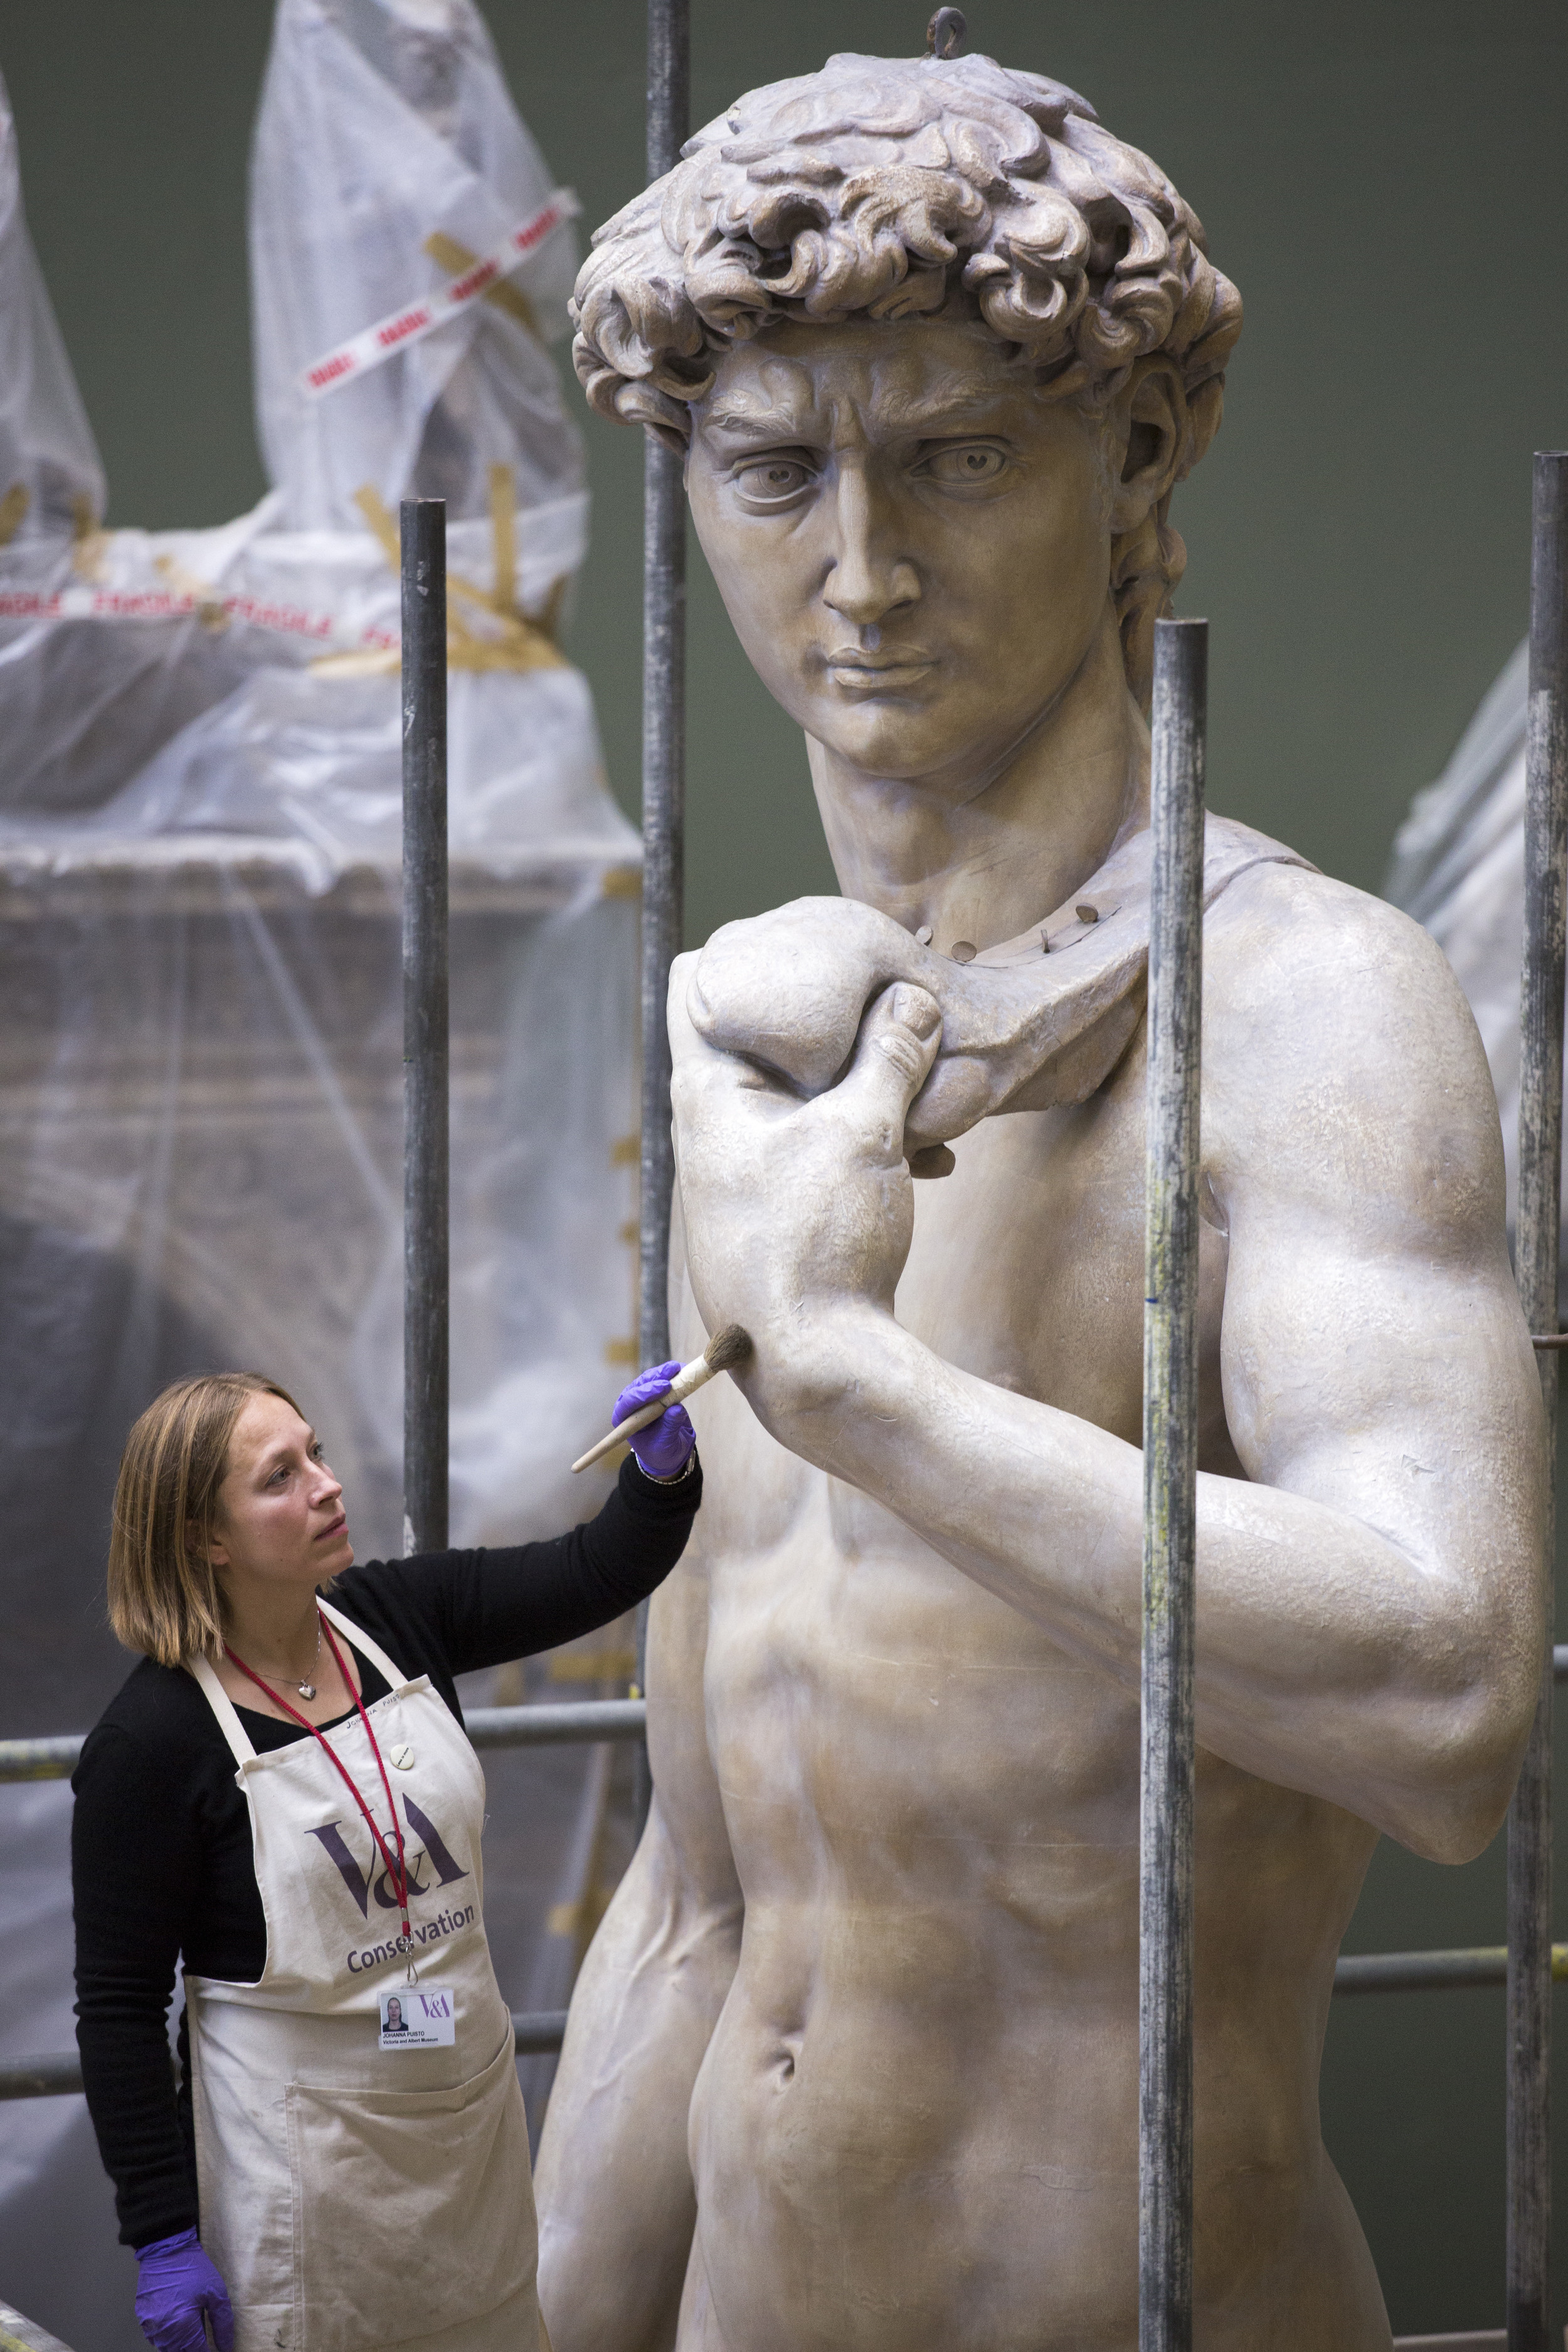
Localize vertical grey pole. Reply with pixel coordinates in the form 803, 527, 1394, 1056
1509, 448, 1568, 2352
1140, 616, 1207, 2352
633, 0, 689, 1807
638, 0, 689, 1375
402, 497, 450, 1558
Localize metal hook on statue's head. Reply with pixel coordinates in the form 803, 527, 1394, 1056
926, 8, 966, 58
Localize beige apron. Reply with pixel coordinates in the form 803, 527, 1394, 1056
185, 1599, 541, 2352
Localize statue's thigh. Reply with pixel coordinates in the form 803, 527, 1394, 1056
675, 2228, 732, 2352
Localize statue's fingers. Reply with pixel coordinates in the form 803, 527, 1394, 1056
823, 983, 943, 1164
668, 949, 709, 1067
905, 1052, 996, 1152
670, 950, 811, 1151
909, 1144, 958, 1179
688, 898, 943, 1094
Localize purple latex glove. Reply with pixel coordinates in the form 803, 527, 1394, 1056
134, 2229, 234, 2352
613, 1360, 696, 1479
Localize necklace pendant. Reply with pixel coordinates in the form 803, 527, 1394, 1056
297, 1681, 317, 1701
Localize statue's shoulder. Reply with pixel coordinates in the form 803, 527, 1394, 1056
1204, 836, 1495, 1138
1207, 839, 1447, 998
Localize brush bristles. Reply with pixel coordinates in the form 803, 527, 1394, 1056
703, 1322, 751, 1375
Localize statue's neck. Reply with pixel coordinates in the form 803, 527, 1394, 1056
807, 602, 1150, 952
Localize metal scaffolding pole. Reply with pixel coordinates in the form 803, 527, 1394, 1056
1509, 447, 1568, 2352
633, 0, 689, 1808
638, 0, 688, 1377
401, 497, 450, 1557
1140, 615, 1207, 2352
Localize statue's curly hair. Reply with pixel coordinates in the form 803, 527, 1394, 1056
571, 50, 1241, 706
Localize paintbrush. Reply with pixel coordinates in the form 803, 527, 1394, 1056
571, 1323, 753, 1473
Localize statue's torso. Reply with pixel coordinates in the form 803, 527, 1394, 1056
667, 950, 1390, 2346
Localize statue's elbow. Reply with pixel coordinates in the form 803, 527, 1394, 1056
1392, 1658, 1542, 1867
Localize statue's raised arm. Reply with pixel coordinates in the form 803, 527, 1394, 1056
537, 46, 1542, 2352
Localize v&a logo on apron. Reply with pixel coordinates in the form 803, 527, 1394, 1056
304, 1794, 477, 1978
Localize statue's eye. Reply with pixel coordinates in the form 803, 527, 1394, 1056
918, 444, 1009, 487
734, 458, 814, 504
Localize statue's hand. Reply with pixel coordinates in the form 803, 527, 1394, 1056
684, 828, 1285, 1162
670, 955, 943, 1417
684, 896, 1140, 1158
686, 899, 924, 1094
687, 900, 991, 1153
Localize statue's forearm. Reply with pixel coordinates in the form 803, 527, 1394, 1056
751, 1307, 1540, 1863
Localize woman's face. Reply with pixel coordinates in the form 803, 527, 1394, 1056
208, 1393, 354, 1597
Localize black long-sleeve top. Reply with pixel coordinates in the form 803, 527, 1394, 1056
72, 1454, 699, 2250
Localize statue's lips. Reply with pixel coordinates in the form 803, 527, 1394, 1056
822, 651, 935, 692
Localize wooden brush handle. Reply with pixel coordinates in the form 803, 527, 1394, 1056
571, 1354, 712, 1474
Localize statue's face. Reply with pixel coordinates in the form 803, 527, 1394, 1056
686, 316, 1116, 793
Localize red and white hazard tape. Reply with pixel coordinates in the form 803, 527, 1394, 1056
0, 581, 395, 652
299, 189, 579, 401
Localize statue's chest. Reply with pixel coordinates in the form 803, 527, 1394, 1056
897, 1052, 1227, 1450
698, 1056, 1241, 1855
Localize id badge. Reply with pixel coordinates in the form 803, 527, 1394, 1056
379, 1985, 455, 2048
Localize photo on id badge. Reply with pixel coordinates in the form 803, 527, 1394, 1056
379, 1986, 455, 2048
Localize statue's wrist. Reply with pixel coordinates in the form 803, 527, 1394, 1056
746, 1300, 901, 1435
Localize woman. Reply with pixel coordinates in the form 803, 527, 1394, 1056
73, 1364, 700, 2352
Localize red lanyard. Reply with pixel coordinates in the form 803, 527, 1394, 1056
226, 1613, 413, 1952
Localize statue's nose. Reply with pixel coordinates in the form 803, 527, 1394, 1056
821, 465, 919, 627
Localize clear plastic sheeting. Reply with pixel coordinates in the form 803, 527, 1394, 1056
0, 486, 591, 817
251, 0, 583, 531
1384, 643, 1539, 1247
0, 1781, 139, 2346
0, 71, 103, 544
0, 11, 641, 2343
0, 709, 641, 1734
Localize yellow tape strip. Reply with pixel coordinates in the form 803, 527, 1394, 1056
69, 490, 108, 581
549, 1650, 637, 1682
342, 483, 567, 675
0, 2318, 66, 2352
0, 482, 29, 548
352, 482, 401, 569
153, 552, 230, 632
309, 645, 401, 679
489, 462, 517, 618
423, 230, 541, 341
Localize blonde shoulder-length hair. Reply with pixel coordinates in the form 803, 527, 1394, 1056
109, 1372, 307, 1670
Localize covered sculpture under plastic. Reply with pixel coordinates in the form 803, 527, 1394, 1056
0, 9, 641, 2343
0, 70, 102, 547
252, 0, 581, 531
1384, 642, 1540, 1244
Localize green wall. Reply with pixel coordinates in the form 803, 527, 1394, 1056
4, 0, 1567, 2333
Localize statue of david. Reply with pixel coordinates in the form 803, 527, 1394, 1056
534, 47, 1544, 2349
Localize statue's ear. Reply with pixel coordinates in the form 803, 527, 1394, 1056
1109, 358, 1190, 536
